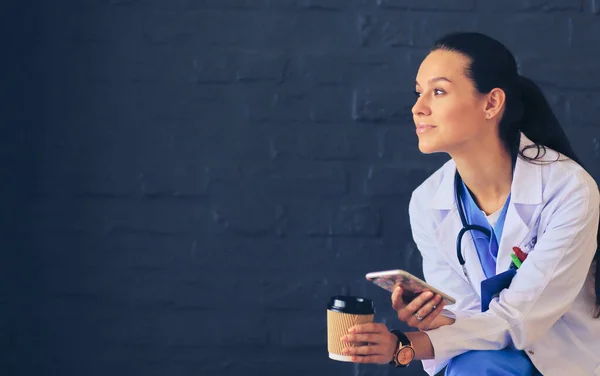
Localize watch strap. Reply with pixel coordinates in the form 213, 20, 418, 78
389, 330, 413, 368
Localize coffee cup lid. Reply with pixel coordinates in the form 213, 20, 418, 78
327, 296, 374, 314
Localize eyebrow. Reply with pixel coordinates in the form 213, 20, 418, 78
415, 77, 452, 86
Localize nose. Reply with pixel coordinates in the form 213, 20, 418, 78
412, 96, 431, 118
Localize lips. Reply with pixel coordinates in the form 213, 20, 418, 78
416, 123, 436, 134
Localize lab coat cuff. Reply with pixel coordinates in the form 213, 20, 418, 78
424, 326, 463, 370
420, 358, 449, 376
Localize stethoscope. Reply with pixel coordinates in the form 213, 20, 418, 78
455, 173, 492, 279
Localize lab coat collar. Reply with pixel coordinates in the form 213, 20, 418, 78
430, 132, 546, 281
430, 132, 543, 210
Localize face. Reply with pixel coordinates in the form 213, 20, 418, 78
412, 49, 491, 155
397, 346, 415, 365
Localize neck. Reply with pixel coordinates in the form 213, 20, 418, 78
452, 135, 513, 215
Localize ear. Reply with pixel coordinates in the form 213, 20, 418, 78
483, 88, 506, 120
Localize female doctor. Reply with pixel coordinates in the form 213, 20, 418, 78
340, 32, 600, 375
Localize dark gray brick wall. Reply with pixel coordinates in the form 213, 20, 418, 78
5, 0, 600, 375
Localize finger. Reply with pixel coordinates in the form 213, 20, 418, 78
341, 333, 379, 344
348, 355, 389, 364
414, 293, 443, 321
348, 322, 385, 334
344, 344, 383, 356
397, 290, 434, 322
417, 298, 445, 330
404, 290, 435, 314
391, 285, 404, 310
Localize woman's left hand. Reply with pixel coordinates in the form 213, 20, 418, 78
339, 323, 397, 364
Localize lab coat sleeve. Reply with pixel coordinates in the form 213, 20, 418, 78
424, 173, 600, 365
408, 192, 482, 375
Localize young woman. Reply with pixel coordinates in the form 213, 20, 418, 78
340, 32, 600, 375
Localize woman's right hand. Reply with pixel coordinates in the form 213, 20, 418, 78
391, 283, 453, 331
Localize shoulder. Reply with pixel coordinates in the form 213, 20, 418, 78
533, 146, 599, 204
410, 159, 455, 206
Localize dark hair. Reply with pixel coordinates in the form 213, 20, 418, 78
431, 31, 600, 318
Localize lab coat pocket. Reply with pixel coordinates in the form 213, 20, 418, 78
519, 232, 538, 254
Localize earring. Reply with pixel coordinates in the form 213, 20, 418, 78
486, 113, 491, 118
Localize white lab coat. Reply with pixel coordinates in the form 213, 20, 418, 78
409, 133, 600, 375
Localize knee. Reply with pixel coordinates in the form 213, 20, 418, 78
445, 349, 534, 376
446, 351, 493, 376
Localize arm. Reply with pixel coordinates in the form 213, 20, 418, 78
424, 173, 599, 365
407, 191, 483, 374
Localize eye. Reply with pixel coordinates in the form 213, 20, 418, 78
414, 90, 421, 98
434, 88, 445, 95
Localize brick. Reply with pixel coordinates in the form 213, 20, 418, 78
197, 351, 343, 376
309, 89, 354, 123
364, 165, 431, 196
333, 205, 381, 237
105, 201, 214, 235
272, 165, 348, 196
290, 203, 380, 237
139, 167, 208, 198
118, 269, 267, 310
147, 310, 268, 347
352, 88, 414, 124
537, 86, 570, 126
273, 0, 351, 9
60, 8, 142, 45
268, 312, 327, 348
476, 14, 569, 57
292, 54, 352, 86
211, 193, 287, 236
144, 11, 357, 49
569, 14, 600, 51
357, 13, 412, 47
207, 165, 347, 200
377, 126, 419, 160
179, 0, 264, 9
245, 87, 351, 124
519, 52, 600, 90
261, 272, 358, 310
196, 238, 336, 270
244, 88, 310, 123
36, 233, 196, 272
292, 52, 413, 88
236, 53, 289, 82
410, 13, 479, 48
378, 0, 475, 10
37, 163, 141, 198
30, 199, 104, 234
566, 90, 600, 127
173, 0, 359, 10
562, 125, 600, 175
479, 0, 583, 11
136, 84, 247, 127
271, 128, 377, 161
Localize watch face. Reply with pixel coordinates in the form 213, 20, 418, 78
397, 346, 415, 365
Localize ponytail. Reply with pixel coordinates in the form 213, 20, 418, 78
507, 75, 600, 318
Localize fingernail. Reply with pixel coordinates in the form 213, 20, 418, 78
425, 292, 433, 298
340, 335, 347, 341
348, 327, 354, 333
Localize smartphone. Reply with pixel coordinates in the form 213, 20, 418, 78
365, 269, 456, 305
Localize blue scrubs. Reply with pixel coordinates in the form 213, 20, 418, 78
445, 179, 541, 376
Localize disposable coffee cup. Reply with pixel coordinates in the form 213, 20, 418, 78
327, 296, 375, 362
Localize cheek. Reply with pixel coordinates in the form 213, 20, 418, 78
438, 101, 481, 137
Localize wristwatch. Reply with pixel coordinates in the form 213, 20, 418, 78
389, 330, 415, 368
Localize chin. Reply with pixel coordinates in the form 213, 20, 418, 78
417, 140, 443, 154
